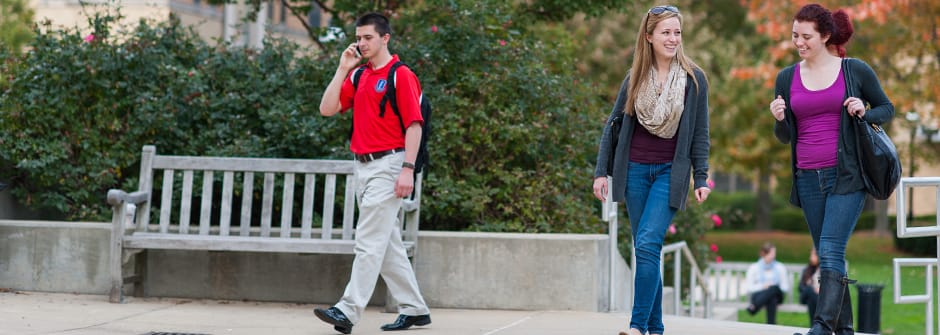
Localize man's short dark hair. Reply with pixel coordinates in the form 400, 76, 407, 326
356, 12, 391, 37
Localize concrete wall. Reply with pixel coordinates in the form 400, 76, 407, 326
415, 231, 629, 311
0, 221, 630, 312
0, 221, 111, 294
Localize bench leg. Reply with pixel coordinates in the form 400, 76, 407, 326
109, 209, 125, 303
108, 250, 129, 303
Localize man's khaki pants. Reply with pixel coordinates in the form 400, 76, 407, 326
335, 152, 429, 324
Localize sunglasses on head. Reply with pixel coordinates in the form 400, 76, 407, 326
648, 5, 679, 15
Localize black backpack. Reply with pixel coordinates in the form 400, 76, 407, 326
351, 62, 431, 175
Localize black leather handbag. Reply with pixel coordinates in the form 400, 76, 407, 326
606, 115, 623, 176
843, 58, 901, 200
855, 116, 901, 200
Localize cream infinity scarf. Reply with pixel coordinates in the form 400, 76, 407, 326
635, 60, 686, 138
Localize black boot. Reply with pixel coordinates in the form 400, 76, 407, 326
834, 280, 856, 335
793, 270, 848, 335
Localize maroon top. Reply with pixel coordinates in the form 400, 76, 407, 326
629, 118, 678, 164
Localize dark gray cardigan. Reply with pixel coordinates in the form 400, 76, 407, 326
773, 58, 894, 207
594, 68, 711, 210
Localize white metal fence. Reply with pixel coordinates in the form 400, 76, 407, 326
894, 177, 940, 335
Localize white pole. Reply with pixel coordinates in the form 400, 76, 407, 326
223, 1, 243, 46
248, 1, 267, 49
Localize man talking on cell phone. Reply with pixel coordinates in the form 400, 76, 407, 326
314, 12, 430, 335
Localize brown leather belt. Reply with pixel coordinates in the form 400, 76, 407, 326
355, 148, 405, 163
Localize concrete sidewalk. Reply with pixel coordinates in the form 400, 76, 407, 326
0, 291, 812, 335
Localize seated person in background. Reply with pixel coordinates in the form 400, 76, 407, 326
744, 242, 791, 324
798, 247, 821, 327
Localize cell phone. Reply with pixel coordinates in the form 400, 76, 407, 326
355, 46, 362, 58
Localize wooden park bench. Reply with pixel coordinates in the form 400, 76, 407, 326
106, 145, 423, 303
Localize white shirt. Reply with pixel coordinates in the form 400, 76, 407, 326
745, 259, 791, 294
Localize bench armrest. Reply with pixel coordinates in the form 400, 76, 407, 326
107, 189, 150, 207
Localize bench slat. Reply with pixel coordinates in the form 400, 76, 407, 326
403, 173, 422, 243
322, 174, 336, 240
180, 170, 194, 234
301, 174, 316, 239
199, 171, 214, 235
137, 146, 155, 232
124, 233, 415, 255
219, 172, 234, 236
159, 169, 174, 233
280, 173, 295, 238
261, 173, 275, 237
342, 175, 355, 240
240, 172, 254, 237
152, 155, 354, 174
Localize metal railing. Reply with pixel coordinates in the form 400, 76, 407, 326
602, 179, 623, 312
894, 177, 940, 335
602, 178, 713, 317
661, 240, 713, 318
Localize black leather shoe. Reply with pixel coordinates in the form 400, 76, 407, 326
380, 314, 431, 331
746, 304, 758, 315
314, 307, 353, 334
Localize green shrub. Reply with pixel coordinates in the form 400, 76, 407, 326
770, 207, 805, 232
855, 211, 876, 231
703, 191, 757, 230
668, 196, 720, 266
389, 1, 607, 233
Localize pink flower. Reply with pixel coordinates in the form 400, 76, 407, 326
84, 34, 95, 43
716, 256, 723, 263
499, 39, 507, 46
668, 224, 677, 235
707, 179, 715, 189
710, 244, 719, 253
431, 25, 438, 33
711, 214, 723, 227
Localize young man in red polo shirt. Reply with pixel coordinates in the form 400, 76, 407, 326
315, 12, 430, 334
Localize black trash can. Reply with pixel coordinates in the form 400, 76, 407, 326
856, 283, 884, 334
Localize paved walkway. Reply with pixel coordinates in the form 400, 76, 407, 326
0, 291, 816, 335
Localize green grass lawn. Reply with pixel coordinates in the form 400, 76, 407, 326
705, 230, 933, 334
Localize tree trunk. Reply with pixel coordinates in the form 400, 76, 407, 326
756, 168, 772, 231
874, 199, 890, 236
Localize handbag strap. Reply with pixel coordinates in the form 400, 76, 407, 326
842, 58, 867, 125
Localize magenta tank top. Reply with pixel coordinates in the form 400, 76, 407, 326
790, 63, 845, 169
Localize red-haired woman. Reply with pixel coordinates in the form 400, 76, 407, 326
768, 4, 894, 335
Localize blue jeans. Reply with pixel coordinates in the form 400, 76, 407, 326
795, 167, 865, 275
625, 162, 676, 334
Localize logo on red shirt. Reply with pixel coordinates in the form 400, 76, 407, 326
375, 79, 387, 93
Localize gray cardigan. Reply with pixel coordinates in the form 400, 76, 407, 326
594, 69, 711, 210
773, 58, 894, 207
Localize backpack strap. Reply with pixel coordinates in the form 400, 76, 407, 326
348, 65, 368, 140
351, 65, 368, 90
380, 61, 408, 134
